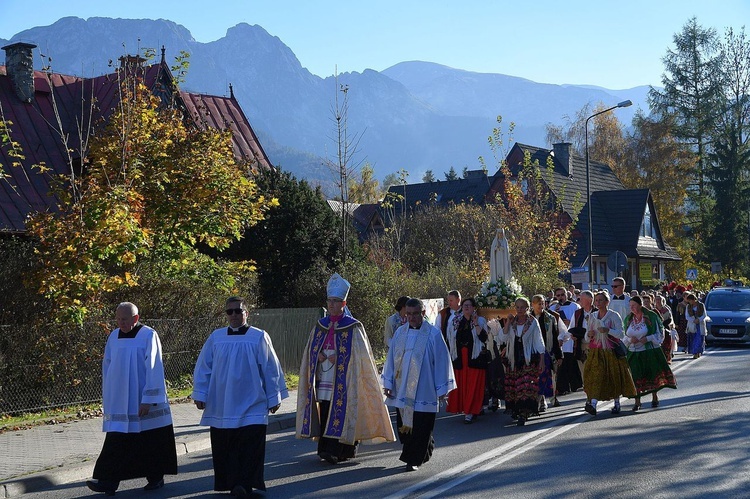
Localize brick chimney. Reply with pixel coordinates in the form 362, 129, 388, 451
2, 42, 37, 103
552, 142, 573, 178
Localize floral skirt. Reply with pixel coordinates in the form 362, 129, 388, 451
504, 354, 541, 418
627, 346, 677, 396
583, 347, 637, 401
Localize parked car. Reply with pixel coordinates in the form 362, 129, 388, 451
704, 286, 750, 345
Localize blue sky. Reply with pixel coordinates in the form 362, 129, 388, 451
0, 0, 747, 89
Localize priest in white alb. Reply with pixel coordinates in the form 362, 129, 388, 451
382, 298, 456, 472
192, 296, 288, 498
87, 302, 177, 496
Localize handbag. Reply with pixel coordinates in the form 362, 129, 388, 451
607, 334, 628, 359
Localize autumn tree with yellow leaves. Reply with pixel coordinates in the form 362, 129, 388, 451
26, 67, 274, 324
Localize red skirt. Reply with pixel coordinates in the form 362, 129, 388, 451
447, 347, 486, 416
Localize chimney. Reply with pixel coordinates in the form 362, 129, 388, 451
552, 142, 573, 177
2, 42, 37, 103
119, 54, 146, 70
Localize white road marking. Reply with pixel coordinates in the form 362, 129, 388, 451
384, 346, 710, 498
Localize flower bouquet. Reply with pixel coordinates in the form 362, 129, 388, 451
475, 276, 522, 309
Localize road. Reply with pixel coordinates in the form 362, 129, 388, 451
22, 347, 750, 498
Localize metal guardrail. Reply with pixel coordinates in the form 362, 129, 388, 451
0, 308, 323, 416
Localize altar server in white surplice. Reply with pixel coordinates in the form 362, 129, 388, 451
192, 296, 288, 499
382, 298, 456, 472
87, 302, 177, 496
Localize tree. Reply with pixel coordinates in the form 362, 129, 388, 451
25, 66, 272, 323
348, 163, 380, 203
422, 170, 436, 183
444, 166, 459, 181
227, 167, 343, 307
544, 103, 592, 155
706, 123, 750, 275
589, 104, 629, 173
622, 112, 696, 248
649, 17, 724, 233
324, 76, 364, 263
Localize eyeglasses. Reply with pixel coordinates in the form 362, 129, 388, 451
612, 284, 623, 288
225, 308, 245, 315
555, 294, 565, 298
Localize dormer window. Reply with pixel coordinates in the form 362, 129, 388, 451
641, 204, 657, 239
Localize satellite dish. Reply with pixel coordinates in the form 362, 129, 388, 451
607, 251, 628, 273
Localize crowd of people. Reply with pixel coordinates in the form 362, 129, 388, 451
84, 273, 704, 496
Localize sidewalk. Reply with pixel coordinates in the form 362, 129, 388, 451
0, 390, 298, 498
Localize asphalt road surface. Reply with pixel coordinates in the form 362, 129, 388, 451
22, 346, 750, 498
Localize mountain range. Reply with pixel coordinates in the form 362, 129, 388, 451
1, 17, 651, 189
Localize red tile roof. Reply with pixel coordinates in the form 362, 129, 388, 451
0, 61, 271, 233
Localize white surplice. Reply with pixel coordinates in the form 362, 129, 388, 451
101, 325, 172, 433
192, 326, 288, 428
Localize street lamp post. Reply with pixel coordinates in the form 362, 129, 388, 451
585, 99, 632, 290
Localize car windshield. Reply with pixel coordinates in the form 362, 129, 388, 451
705, 293, 750, 312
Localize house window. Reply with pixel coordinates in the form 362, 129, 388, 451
641, 205, 657, 238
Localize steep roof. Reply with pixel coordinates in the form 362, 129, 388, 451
505, 142, 625, 218
385, 169, 498, 211
0, 58, 271, 233
572, 189, 681, 266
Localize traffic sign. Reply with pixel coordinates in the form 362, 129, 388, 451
607, 251, 628, 273
686, 268, 698, 281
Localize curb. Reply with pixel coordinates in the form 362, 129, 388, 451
0, 413, 297, 498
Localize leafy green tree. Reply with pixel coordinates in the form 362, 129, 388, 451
649, 17, 724, 233
227, 167, 343, 307
706, 123, 750, 275
26, 68, 271, 323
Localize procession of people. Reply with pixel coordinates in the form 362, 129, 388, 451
85, 265, 696, 496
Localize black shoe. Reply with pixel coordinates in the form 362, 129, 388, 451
632, 402, 641, 412
552, 398, 561, 407
86, 480, 117, 496
651, 399, 660, 408
231, 485, 250, 498
584, 402, 597, 416
319, 451, 339, 465
516, 416, 526, 426
144, 478, 164, 491
611, 403, 621, 414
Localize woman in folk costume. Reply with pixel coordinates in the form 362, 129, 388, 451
296, 273, 395, 464
446, 297, 488, 424
499, 297, 546, 426
582, 291, 636, 416
655, 294, 676, 364
623, 295, 677, 411
530, 295, 564, 413
674, 285, 688, 351
684, 293, 707, 359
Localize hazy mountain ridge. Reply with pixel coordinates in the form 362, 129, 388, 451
2, 17, 651, 184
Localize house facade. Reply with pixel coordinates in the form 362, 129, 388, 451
385, 142, 680, 291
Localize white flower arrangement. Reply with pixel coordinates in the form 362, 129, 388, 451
475, 276, 522, 308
